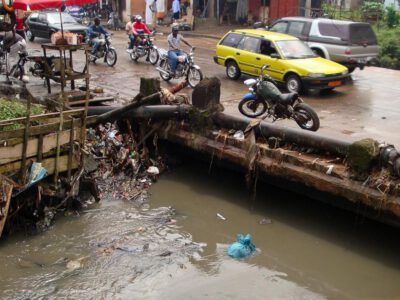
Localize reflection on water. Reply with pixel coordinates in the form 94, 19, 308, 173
1, 162, 400, 299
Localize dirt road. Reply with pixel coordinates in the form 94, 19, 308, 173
26, 31, 400, 147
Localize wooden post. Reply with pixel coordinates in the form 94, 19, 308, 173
20, 93, 32, 184
67, 117, 75, 179
0, 180, 13, 238
81, 46, 90, 144
54, 102, 64, 185
37, 134, 43, 162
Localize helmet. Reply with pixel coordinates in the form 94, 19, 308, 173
171, 23, 179, 32
136, 15, 142, 22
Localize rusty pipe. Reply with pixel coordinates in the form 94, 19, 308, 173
212, 113, 353, 156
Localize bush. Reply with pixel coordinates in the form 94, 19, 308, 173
385, 5, 399, 28
373, 25, 400, 70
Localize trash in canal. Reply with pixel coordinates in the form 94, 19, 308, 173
217, 213, 226, 220
259, 217, 272, 225
227, 234, 256, 259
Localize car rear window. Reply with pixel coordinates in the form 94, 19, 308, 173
220, 33, 243, 48
317, 22, 349, 41
349, 24, 377, 45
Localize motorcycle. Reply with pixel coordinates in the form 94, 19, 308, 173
156, 47, 203, 88
9, 50, 58, 81
88, 33, 117, 67
238, 65, 320, 131
128, 31, 159, 65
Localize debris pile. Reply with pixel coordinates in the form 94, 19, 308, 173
86, 122, 166, 204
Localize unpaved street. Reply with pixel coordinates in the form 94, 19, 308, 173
27, 31, 400, 147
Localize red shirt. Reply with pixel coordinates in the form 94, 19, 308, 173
16, 16, 24, 31
132, 22, 151, 35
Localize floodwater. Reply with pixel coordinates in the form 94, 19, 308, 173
1, 162, 400, 299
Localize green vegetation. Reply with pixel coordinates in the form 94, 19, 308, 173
374, 24, 400, 70
0, 98, 46, 131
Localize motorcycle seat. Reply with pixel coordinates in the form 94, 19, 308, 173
278, 92, 298, 105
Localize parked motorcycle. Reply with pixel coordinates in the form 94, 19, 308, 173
9, 50, 58, 81
238, 65, 320, 131
88, 34, 117, 67
129, 31, 159, 65
156, 47, 203, 88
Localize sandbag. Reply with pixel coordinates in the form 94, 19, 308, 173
227, 233, 256, 258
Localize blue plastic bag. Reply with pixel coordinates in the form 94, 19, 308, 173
227, 234, 256, 258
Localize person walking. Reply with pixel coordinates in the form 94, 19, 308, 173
172, 0, 181, 21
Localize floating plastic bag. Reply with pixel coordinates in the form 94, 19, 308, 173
227, 234, 256, 259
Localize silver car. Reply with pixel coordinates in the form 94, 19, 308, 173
266, 17, 379, 73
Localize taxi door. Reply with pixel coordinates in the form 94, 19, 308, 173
236, 36, 262, 76
254, 39, 286, 82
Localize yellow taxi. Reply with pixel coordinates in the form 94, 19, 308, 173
214, 29, 350, 93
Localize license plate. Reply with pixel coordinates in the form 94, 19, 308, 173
328, 81, 342, 87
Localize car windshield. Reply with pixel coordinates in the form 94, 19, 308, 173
276, 40, 317, 59
47, 13, 77, 24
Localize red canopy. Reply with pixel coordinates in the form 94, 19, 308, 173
11, 0, 96, 11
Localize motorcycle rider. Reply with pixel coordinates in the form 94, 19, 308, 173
128, 15, 151, 53
167, 24, 192, 77
125, 15, 135, 52
87, 17, 109, 57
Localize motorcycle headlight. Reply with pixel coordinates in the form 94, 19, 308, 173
308, 73, 324, 78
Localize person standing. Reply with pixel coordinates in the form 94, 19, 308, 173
149, 0, 157, 29
172, 0, 181, 21
167, 25, 192, 76
15, 10, 26, 40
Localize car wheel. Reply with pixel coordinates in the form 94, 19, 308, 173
348, 66, 356, 73
226, 61, 241, 80
286, 74, 302, 93
312, 49, 325, 58
26, 29, 34, 42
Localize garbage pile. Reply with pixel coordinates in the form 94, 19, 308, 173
86, 122, 166, 204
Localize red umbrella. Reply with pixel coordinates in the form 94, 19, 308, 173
9, 0, 96, 11
2, 0, 96, 39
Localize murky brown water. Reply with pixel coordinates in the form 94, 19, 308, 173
1, 162, 400, 299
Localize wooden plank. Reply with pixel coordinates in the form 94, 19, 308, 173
0, 118, 82, 142
69, 96, 115, 106
0, 181, 13, 238
0, 154, 79, 176
0, 128, 80, 165
0, 108, 85, 126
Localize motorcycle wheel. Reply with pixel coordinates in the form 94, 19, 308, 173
238, 99, 268, 118
106, 49, 117, 67
159, 60, 172, 81
293, 103, 320, 131
9, 64, 24, 80
187, 67, 203, 88
149, 48, 159, 65
130, 50, 139, 61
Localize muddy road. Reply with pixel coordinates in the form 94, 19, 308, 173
25, 31, 400, 147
